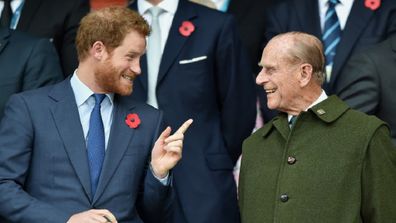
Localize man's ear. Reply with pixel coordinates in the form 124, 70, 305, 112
91, 41, 106, 61
299, 63, 313, 87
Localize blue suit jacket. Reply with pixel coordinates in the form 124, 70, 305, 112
0, 28, 63, 119
130, 1, 256, 222
0, 79, 172, 223
259, 0, 396, 120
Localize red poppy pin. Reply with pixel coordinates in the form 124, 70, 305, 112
179, 21, 195, 37
125, 113, 141, 129
365, 0, 381, 11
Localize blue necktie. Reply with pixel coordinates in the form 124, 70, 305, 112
323, 0, 341, 83
87, 94, 106, 196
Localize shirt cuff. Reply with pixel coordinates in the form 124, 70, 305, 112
149, 164, 170, 186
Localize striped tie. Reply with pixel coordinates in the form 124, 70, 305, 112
323, 0, 341, 84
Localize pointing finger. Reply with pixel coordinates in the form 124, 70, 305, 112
175, 119, 193, 134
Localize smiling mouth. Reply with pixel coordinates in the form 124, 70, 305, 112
121, 74, 134, 82
265, 88, 277, 94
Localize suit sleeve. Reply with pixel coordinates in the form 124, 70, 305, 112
361, 124, 396, 222
23, 38, 64, 91
336, 51, 379, 115
0, 94, 69, 223
215, 15, 256, 162
59, 0, 90, 76
137, 111, 173, 223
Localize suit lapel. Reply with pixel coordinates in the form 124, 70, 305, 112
17, 0, 44, 31
391, 35, 396, 53
0, 28, 10, 54
49, 79, 92, 200
330, 0, 374, 88
93, 96, 137, 203
156, 0, 197, 85
294, 0, 321, 37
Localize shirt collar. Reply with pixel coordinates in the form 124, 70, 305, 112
138, 0, 179, 15
308, 90, 328, 109
288, 90, 328, 121
70, 70, 114, 107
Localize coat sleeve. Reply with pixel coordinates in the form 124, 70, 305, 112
336, 50, 379, 115
361, 124, 396, 222
22, 38, 64, 91
215, 15, 256, 162
0, 94, 70, 223
136, 111, 173, 223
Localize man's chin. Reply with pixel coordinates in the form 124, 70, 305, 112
116, 87, 133, 96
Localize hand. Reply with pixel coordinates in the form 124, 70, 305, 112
67, 209, 117, 223
151, 119, 193, 178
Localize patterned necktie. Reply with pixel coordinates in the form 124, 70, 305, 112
146, 6, 164, 109
323, 0, 341, 83
0, 0, 12, 28
87, 94, 106, 197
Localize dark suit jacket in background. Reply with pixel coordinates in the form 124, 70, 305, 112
0, 79, 172, 223
16, 0, 90, 76
227, 0, 276, 74
337, 35, 396, 144
130, 1, 256, 222
260, 0, 396, 121
0, 28, 63, 119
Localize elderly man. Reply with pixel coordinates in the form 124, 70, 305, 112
238, 32, 396, 222
0, 7, 191, 223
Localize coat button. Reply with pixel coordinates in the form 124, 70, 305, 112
287, 156, 296, 165
280, 194, 289, 202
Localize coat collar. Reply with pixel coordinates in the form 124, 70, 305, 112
261, 95, 349, 138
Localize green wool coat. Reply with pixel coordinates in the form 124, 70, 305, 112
239, 96, 396, 223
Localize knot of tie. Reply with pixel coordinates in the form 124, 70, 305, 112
93, 94, 106, 106
328, 0, 340, 6
148, 6, 164, 18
